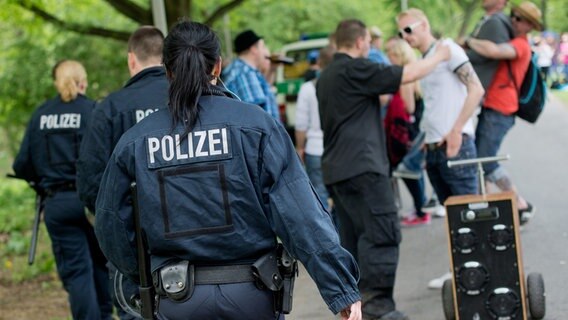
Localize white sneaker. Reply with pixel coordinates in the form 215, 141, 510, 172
428, 272, 452, 289
433, 206, 446, 218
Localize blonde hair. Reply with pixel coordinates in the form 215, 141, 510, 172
388, 39, 422, 97
53, 60, 87, 102
397, 8, 429, 27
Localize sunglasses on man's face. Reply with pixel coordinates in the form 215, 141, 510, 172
398, 21, 423, 38
510, 12, 525, 23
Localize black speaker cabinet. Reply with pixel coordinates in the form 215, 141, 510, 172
444, 192, 527, 320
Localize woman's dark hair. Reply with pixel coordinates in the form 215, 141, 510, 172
162, 21, 221, 133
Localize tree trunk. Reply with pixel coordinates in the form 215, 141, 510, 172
457, 0, 478, 38
165, 0, 192, 28
540, 0, 547, 30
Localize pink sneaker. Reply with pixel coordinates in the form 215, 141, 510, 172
401, 213, 431, 227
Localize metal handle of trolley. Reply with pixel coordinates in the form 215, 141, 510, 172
447, 155, 510, 196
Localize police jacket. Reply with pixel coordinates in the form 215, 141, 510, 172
13, 94, 94, 190
94, 87, 361, 314
77, 66, 168, 212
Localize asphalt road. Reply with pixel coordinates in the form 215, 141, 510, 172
287, 94, 568, 320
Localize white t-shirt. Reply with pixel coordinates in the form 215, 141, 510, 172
295, 80, 324, 156
536, 43, 553, 68
420, 39, 476, 144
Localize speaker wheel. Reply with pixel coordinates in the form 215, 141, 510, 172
442, 279, 456, 320
527, 272, 546, 319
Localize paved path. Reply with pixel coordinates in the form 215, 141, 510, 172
288, 94, 568, 319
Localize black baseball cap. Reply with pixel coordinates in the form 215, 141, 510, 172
234, 30, 262, 53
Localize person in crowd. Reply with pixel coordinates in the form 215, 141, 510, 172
76, 25, 167, 319
557, 32, 568, 81
13, 60, 112, 320
317, 18, 450, 320
466, 1, 543, 224
222, 29, 280, 121
533, 34, 554, 83
397, 8, 485, 288
465, 0, 514, 90
384, 39, 431, 227
295, 46, 336, 211
94, 21, 362, 320
368, 26, 391, 65
303, 49, 321, 81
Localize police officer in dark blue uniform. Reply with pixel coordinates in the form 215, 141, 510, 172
94, 21, 363, 320
76, 26, 167, 320
77, 26, 168, 213
13, 60, 112, 320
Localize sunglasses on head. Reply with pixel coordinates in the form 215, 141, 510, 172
398, 21, 423, 38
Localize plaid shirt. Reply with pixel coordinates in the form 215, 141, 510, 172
222, 58, 280, 121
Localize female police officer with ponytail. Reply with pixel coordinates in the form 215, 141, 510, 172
13, 60, 112, 319
94, 21, 362, 320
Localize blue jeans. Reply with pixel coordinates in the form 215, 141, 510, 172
426, 136, 479, 204
304, 154, 329, 210
402, 177, 427, 216
475, 108, 515, 182
44, 191, 113, 320
401, 131, 425, 173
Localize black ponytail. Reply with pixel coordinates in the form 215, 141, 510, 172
163, 21, 221, 134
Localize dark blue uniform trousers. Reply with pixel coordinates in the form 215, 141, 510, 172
156, 282, 283, 320
44, 190, 113, 320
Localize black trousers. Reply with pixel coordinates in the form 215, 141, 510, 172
329, 172, 401, 315
156, 282, 283, 320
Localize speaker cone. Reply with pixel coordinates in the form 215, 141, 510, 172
457, 261, 489, 295
489, 224, 513, 251
486, 287, 520, 318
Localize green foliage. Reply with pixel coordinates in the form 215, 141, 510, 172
0, 177, 55, 282
220, 0, 399, 50
0, 179, 35, 233
544, 0, 568, 32
0, 0, 135, 154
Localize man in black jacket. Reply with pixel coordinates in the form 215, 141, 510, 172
77, 26, 168, 213
76, 26, 168, 320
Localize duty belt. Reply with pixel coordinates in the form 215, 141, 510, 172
188, 264, 255, 285
153, 262, 255, 300
45, 182, 76, 197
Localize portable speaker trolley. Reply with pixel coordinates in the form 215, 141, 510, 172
441, 156, 545, 320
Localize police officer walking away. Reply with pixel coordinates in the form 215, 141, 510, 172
77, 26, 167, 213
94, 21, 362, 320
76, 26, 167, 319
12, 60, 112, 320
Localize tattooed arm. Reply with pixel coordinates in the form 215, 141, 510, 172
466, 38, 517, 60
442, 62, 485, 157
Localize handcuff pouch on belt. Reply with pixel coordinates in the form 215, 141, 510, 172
154, 261, 195, 302
252, 244, 298, 314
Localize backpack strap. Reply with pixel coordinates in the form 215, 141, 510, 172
506, 61, 520, 95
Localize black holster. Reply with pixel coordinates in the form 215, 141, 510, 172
153, 261, 195, 302
252, 244, 298, 314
